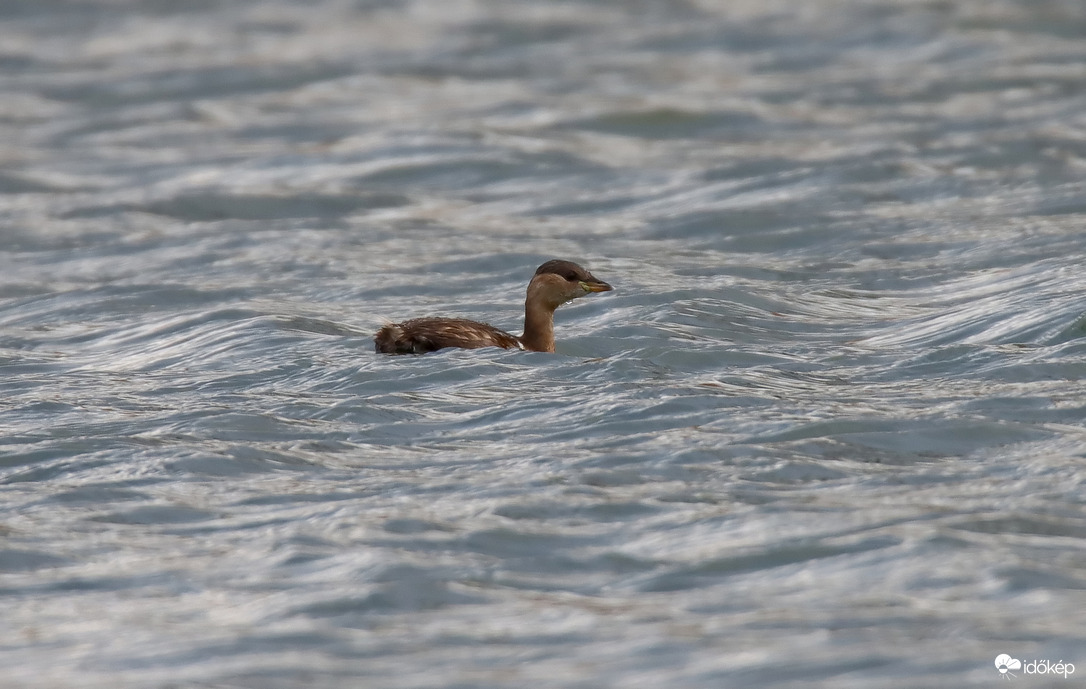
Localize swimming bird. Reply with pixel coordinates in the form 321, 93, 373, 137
374, 259, 612, 354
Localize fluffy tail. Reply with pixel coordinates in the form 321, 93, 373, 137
374, 323, 406, 354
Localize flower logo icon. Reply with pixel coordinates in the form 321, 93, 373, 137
995, 654, 1022, 679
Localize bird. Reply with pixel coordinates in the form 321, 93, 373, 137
375, 259, 612, 354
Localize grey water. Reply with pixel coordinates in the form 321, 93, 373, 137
2, 1, 1086, 687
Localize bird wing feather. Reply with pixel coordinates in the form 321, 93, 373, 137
375, 317, 520, 354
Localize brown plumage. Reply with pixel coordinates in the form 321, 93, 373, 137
375, 259, 612, 354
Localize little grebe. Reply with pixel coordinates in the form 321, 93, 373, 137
375, 259, 612, 354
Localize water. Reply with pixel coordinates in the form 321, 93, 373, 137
2, 1, 1086, 687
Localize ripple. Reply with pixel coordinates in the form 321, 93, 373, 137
3, 1, 1086, 687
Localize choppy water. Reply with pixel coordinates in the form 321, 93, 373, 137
3, 1, 1086, 687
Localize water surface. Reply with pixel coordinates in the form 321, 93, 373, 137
2, 1, 1086, 687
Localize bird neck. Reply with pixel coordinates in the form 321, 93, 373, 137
520, 297, 556, 352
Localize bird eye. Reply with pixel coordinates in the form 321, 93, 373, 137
564, 272, 579, 281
